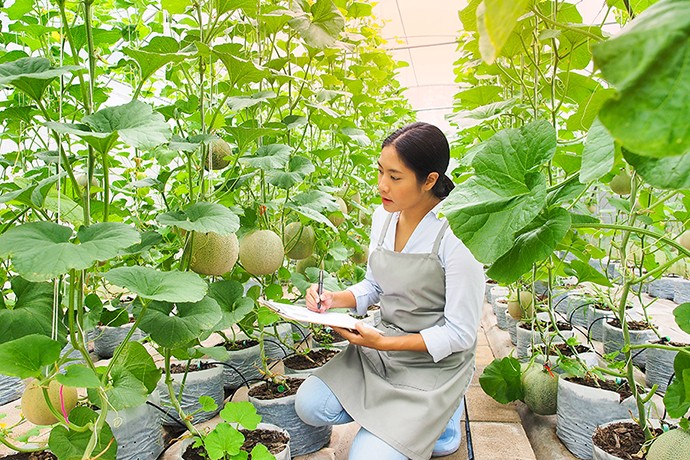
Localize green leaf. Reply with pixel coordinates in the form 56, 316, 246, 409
0, 334, 62, 378
593, 0, 690, 157
476, 0, 531, 64
115, 342, 161, 394
347, 2, 372, 18
103, 266, 207, 302
623, 150, 690, 190
267, 156, 315, 189
139, 296, 221, 349
0, 277, 58, 344
49, 407, 117, 460
289, 0, 345, 49
0, 57, 80, 102
6, 0, 35, 20
256, 306, 280, 328
487, 207, 571, 283
674, 303, 690, 335
566, 259, 613, 287
226, 91, 276, 111
46, 101, 171, 154
156, 202, 240, 235
199, 395, 218, 412
441, 121, 556, 264
122, 36, 192, 83
478, 356, 523, 404
546, 176, 587, 207
664, 351, 690, 419
208, 280, 254, 330
161, 0, 191, 14
219, 401, 261, 429
448, 98, 517, 129
56, 365, 102, 388
204, 423, 244, 460
213, 44, 268, 87
240, 144, 291, 170
580, 118, 615, 183
105, 366, 149, 410
249, 444, 273, 460
0, 222, 140, 282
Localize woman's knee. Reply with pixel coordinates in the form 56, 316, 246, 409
295, 376, 346, 426
349, 428, 407, 460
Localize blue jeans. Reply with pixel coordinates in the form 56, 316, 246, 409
295, 375, 408, 460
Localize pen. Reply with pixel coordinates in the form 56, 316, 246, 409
317, 264, 324, 312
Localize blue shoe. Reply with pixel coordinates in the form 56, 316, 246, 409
432, 400, 464, 457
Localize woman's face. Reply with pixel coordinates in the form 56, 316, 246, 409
377, 145, 437, 213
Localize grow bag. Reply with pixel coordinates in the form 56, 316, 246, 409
488, 286, 509, 307
263, 323, 294, 360
556, 379, 639, 460
219, 339, 263, 390
602, 321, 656, 369
645, 345, 680, 393
674, 279, 690, 304
248, 380, 331, 457
93, 323, 146, 359
647, 277, 678, 300
106, 391, 164, 460
516, 322, 574, 360
504, 310, 518, 345
157, 363, 224, 426
0, 374, 24, 405
493, 297, 509, 330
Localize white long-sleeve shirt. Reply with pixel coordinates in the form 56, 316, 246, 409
347, 203, 485, 362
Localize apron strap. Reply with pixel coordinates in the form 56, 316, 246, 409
378, 212, 394, 247
432, 220, 450, 255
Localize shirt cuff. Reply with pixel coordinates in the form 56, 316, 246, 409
420, 325, 453, 363
346, 284, 373, 316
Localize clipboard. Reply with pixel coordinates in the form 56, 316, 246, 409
258, 299, 384, 334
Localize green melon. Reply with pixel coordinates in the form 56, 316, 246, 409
296, 255, 319, 275
328, 197, 348, 227
189, 231, 239, 276
358, 209, 372, 226
647, 428, 690, 460
609, 170, 632, 195
352, 244, 368, 265
283, 222, 315, 260
204, 139, 232, 170
521, 364, 558, 415
239, 230, 284, 276
21, 379, 78, 425
507, 291, 534, 320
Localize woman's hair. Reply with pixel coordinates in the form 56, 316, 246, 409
381, 122, 455, 199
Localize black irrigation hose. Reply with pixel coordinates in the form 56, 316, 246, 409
145, 400, 188, 430
262, 337, 290, 358
209, 361, 252, 390
464, 394, 474, 460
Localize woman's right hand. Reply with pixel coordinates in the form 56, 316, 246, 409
306, 284, 333, 313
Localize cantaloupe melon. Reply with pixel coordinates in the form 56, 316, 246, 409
239, 230, 284, 276
204, 139, 232, 170
521, 364, 558, 415
508, 291, 534, 320
295, 256, 318, 275
189, 231, 239, 276
352, 244, 368, 265
358, 209, 372, 226
610, 170, 632, 195
283, 222, 315, 260
646, 428, 690, 460
328, 197, 348, 227
21, 379, 78, 425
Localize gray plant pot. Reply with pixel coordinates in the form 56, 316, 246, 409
263, 322, 294, 360
107, 391, 165, 460
602, 321, 656, 369
488, 285, 509, 307
556, 378, 639, 460
532, 346, 599, 373
505, 310, 518, 345
493, 297, 509, 330
248, 380, 331, 457
157, 362, 224, 426
218, 339, 263, 390
93, 323, 146, 359
367, 305, 381, 326
516, 322, 574, 360
645, 344, 683, 393
674, 279, 690, 304
0, 374, 24, 405
647, 277, 680, 300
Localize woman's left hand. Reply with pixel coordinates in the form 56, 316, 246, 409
333, 323, 385, 349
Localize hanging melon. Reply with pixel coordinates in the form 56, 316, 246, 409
189, 231, 239, 276
240, 230, 284, 276
283, 222, 315, 260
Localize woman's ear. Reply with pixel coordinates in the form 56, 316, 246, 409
424, 172, 439, 191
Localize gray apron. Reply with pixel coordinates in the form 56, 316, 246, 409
315, 213, 476, 460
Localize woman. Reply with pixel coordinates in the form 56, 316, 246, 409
295, 122, 485, 459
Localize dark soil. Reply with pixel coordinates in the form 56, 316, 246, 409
537, 343, 592, 357
607, 318, 651, 331
313, 328, 346, 345
248, 377, 304, 400
169, 362, 216, 374
592, 302, 633, 312
518, 321, 572, 332
220, 339, 259, 351
3, 453, 57, 460
283, 349, 339, 370
182, 428, 289, 459
566, 374, 633, 402
592, 421, 663, 460
652, 337, 690, 348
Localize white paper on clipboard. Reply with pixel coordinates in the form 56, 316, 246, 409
258, 299, 384, 334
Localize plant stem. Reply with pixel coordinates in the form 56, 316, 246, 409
570, 223, 690, 257
532, 8, 604, 42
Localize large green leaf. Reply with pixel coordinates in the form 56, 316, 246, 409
46, 101, 171, 154
674, 303, 690, 335
240, 144, 291, 170
441, 121, 556, 264
476, 0, 531, 64
56, 365, 102, 388
478, 356, 523, 404
486, 207, 571, 283
267, 156, 315, 189
105, 366, 149, 410
123, 36, 192, 83
288, 0, 345, 49
448, 98, 517, 129
49, 407, 116, 460
156, 202, 240, 235
115, 341, 161, 394
580, 118, 615, 183
207, 280, 254, 330
138, 296, 221, 349
564, 260, 613, 287
226, 91, 276, 111
623, 150, 690, 190
203, 423, 244, 460
219, 401, 261, 429
0, 222, 140, 282
0, 277, 59, 344
287, 190, 339, 230
0, 57, 80, 102
213, 44, 268, 87
663, 351, 690, 418
593, 0, 690, 157
103, 266, 207, 303
0, 334, 62, 378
